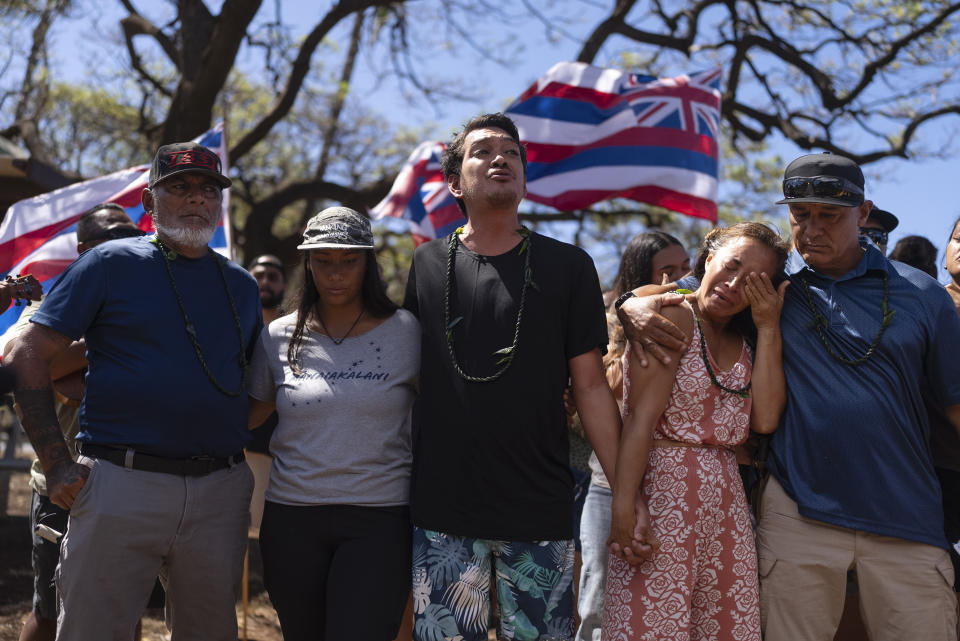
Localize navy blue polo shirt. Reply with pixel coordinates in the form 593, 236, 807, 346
31, 237, 262, 458
770, 242, 960, 549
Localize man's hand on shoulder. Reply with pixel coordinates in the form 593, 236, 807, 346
617, 289, 689, 367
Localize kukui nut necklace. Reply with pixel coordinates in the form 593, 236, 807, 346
315, 308, 364, 345
152, 236, 247, 397
444, 226, 535, 382
798, 272, 894, 366
694, 313, 751, 399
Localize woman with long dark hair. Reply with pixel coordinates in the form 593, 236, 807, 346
603, 222, 789, 641
576, 231, 689, 641
247, 207, 419, 641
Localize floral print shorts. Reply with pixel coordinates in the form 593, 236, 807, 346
412, 527, 576, 641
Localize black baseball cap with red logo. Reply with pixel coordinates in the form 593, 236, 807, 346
149, 142, 232, 189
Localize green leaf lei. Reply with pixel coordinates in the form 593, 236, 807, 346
798, 272, 894, 366
151, 236, 248, 396
443, 226, 535, 382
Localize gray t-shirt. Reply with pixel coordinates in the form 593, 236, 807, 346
248, 309, 420, 507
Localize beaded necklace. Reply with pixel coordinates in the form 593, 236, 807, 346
798, 272, 893, 366
443, 226, 535, 383
694, 315, 751, 398
151, 236, 248, 397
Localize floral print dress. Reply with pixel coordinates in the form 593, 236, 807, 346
602, 302, 761, 641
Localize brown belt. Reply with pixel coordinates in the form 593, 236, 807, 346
653, 439, 731, 451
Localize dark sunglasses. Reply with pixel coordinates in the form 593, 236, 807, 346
85, 226, 147, 243
782, 176, 864, 202
860, 228, 888, 246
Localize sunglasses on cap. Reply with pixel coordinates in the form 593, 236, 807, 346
85, 226, 147, 243
860, 228, 888, 247
782, 176, 864, 202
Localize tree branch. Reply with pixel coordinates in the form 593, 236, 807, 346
229, 0, 396, 161
120, 15, 176, 97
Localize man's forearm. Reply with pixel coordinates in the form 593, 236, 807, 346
577, 384, 621, 486
9, 324, 74, 475
16, 387, 70, 475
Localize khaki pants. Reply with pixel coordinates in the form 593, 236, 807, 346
756, 475, 957, 641
57, 455, 254, 641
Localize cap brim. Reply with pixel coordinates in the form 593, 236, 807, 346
152, 167, 232, 189
869, 209, 899, 232
297, 242, 375, 250
775, 196, 861, 207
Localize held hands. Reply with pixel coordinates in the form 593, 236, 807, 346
46, 460, 89, 510
608, 490, 660, 566
745, 273, 789, 331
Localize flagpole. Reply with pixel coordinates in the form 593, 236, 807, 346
218, 119, 236, 261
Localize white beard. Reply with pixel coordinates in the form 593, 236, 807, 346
154, 218, 217, 251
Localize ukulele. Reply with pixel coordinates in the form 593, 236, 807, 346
4, 274, 42, 307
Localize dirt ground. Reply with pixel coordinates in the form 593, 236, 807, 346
0, 466, 283, 641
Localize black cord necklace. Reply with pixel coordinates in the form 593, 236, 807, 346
443, 226, 535, 382
316, 308, 364, 345
151, 236, 247, 397
695, 315, 751, 398
798, 272, 893, 366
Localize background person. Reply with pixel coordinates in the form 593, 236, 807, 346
575, 230, 689, 641
249, 254, 287, 324
247, 207, 419, 641
889, 234, 939, 278
858, 206, 898, 255
603, 223, 789, 641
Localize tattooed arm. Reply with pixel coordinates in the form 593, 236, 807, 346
7, 322, 86, 509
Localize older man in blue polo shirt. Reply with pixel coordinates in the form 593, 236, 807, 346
8, 143, 261, 641
618, 153, 960, 640
759, 153, 960, 640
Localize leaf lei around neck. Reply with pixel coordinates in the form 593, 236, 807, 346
798, 271, 894, 366
443, 226, 537, 383
151, 236, 248, 397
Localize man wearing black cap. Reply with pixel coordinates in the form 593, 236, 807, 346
248, 254, 286, 325
860, 206, 899, 255
618, 152, 960, 640
11, 203, 147, 641
8, 142, 262, 641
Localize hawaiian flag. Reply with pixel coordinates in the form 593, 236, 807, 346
0, 122, 231, 342
372, 62, 721, 242
508, 62, 721, 221
369, 141, 464, 245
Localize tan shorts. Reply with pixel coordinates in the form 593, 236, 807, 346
756, 475, 957, 641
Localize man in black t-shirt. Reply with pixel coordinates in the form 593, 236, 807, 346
403, 113, 621, 641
